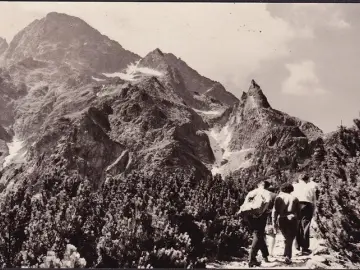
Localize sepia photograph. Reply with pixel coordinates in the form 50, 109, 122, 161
0, 1, 359, 268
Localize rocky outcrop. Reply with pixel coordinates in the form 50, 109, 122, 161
0, 125, 11, 142
203, 82, 238, 107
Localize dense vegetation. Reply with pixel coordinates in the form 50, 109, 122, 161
0, 168, 250, 268
315, 121, 360, 263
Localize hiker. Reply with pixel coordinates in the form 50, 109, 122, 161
292, 173, 320, 255
272, 183, 300, 265
236, 180, 276, 267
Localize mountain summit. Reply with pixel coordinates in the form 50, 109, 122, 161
246, 79, 271, 108
2, 12, 140, 72
138, 48, 239, 108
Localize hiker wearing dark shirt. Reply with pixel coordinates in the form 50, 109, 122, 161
272, 183, 301, 265
242, 180, 276, 267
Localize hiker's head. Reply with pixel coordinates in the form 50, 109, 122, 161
280, 183, 294, 194
258, 180, 271, 190
300, 173, 310, 183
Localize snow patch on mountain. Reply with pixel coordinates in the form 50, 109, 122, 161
103, 61, 163, 81
91, 76, 105, 82
193, 108, 225, 116
212, 148, 254, 176
206, 124, 254, 176
3, 137, 27, 168
103, 71, 134, 81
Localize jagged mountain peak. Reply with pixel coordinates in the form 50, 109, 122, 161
151, 48, 164, 56
3, 12, 140, 73
250, 79, 260, 89
246, 79, 271, 109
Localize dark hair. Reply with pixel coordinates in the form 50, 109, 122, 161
281, 183, 294, 194
258, 179, 271, 189
263, 180, 271, 189
302, 173, 310, 182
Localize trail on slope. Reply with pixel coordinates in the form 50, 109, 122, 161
207, 222, 357, 269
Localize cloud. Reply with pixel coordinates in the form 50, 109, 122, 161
267, 4, 351, 39
282, 60, 326, 96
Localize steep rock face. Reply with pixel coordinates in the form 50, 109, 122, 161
138, 49, 238, 108
0, 125, 11, 142
3, 12, 140, 73
0, 68, 27, 126
0, 37, 8, 57
102, 77, 213, 178
203, 83, 238, 108
27, 104, 125, 187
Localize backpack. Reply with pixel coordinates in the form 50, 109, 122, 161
238, 188, 272, 218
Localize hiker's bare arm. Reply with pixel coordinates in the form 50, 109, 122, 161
272, 197, 280, 229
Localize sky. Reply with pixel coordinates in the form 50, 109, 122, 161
0, 2, 359, 133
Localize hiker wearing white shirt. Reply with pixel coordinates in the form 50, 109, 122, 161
292, 173, 319, 255
236, 180, 276, 267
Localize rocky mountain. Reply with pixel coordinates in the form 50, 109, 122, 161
0, 11, 359, 269
0, 12, 238, 184
204, 79, 323, 178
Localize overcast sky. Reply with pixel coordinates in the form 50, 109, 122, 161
0, 2, 359, 133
